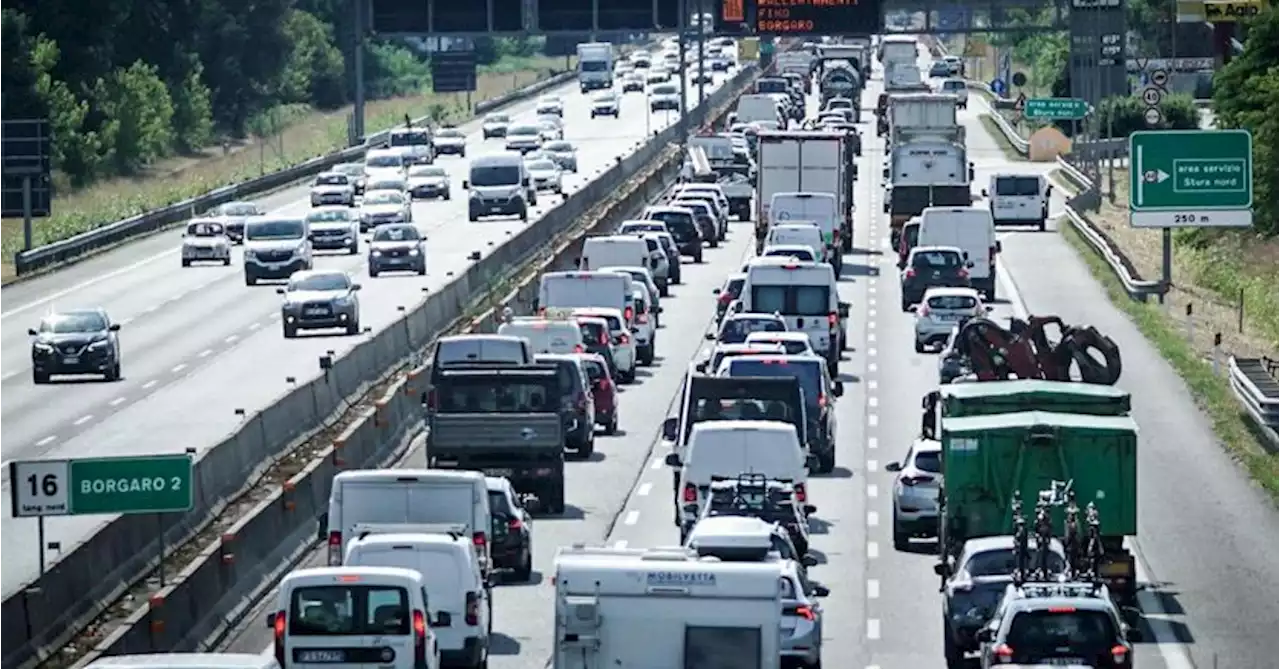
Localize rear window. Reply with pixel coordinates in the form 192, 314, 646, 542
942, 80, 965, 91
720, 318, 786, 344
912, 250, 963, 268
994, 177, 1041, 196
764, 248, 816, 261
967, 548, 1065, 577
288, 585, 410, 635
536, 358, 582, 396
749, 285, 830, 316
647, 210, 695, 232
912, 450, 942, 473
927, 294, 978, 310
581, 358, 607, 380
577, 320, 609, 345
1005, 609, 1118, 652
487, 490, 514, 515
726, 360, 823, 405
693, 398, 798, 423
724, 278, 745, 298
749, 337, 809, 355
437, 377, 557, 412
593, 314, 624, 331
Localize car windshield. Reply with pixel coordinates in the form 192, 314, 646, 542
372, 225, 420, 241
720, 317, 785, 343
287, 585, 409, 636
307, 210, 352, 222
927, 294, 978, 310
389, 130, 430, 146
1005, 610, 1118, 653
365, 155, 401, 168
509, 125, 539, 136
913, 250, 964, 268
747, 336, 809, 355
913, 450, 942, 473
364, 192, 404, 205
527, 160, 556, 171
246, 220, 304, 240
943, 80, 965, 91
726, 359, 824, 406
577, 320, 609, 345
486, 114, 510, 124
315, 174, 347, 186
40, 312, 107, 333
409, 166, 447, 178
581, 357, 607, 381
220, 203, 259, 216
593, 93, 616, 102
187, 222, 224, 236
673, 200, 711, 217
289, 273, 350, 292
764, 248, 816, 261
749, 285, 831, 316
652, 85, 677, 95
538, 97, 561, 106
437, 128, 464, 138
471, 165, 521, 187
621, 223, 664, 234
545, 142, 572, 152
538, 120, 559, 131
334, 164, 363, 176
966, 548, 1066, 577
367, 181, 403, 192
995, 176, 1042, 196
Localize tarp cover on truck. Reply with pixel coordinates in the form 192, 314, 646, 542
940, 410, 1138, 543
940, 380, 1132, 418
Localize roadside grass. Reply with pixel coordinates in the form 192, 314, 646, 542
978, 114, 1026, 160
0, 55, 571, 281
1060, 222, 1279, 502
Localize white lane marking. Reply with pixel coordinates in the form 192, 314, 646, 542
225, 334, 239, 344
867, 511, 880, 527
868, 297, 876, 307
868, 396, 879, 408
651, 457, 664, 470
35, 435, 57, 447
868, 379, 878, 391
868, 281, 877, 292
867, 579, 880, 599
0, 248, 179, 319
614, 540, 628, 549
171, 363, 187, 373
248, 322, 261, 330
868, 436, 878, 450
142, 380, 158, 389
868, 413, 879, 427
867, 320, 876, 332
867, 483, 879, 498
197, 349, 213, 358
867, 541, 880, 559
867, 347, 878, 357
868, 362, 878, 373
868, 308, 876, 318
637, 482, 652, 497
109, 397, 126, 407
867, 619, 881, 640
73, 414, 94, 426
868, 332, 877, 343
623, 510, 640, 525
867, 459, 878, 472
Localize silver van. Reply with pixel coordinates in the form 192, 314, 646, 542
463, 154, 537, 222
86, 653, 280, 669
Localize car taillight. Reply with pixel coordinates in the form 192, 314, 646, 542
718, 292, 735, 305
817, 394, 827, 408
539, 307, 547, 316
272, 610, 287, 667
426, 389, 438, 411
327, 531, 342, 565
616, 333, 630, 345
465, 592, 480, 626
683, 483, 697, 503
624, 306, 634, 322
918, 305, 930, 317
993, 643, 1014, 662
957, 268, 969, 279
905, 268, 916, 278
788, 605, 816, 621
637, 313, 649, 324
472, 532, 487, 551
413, 610, 428, 665
508, 517, 524, 531
1110, 644, 1129, 665
827, 312, 838, 327
794, 483, 807, 503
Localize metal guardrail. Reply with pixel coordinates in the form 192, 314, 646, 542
1228, 356, 1280, 450
11, 70, 580, 276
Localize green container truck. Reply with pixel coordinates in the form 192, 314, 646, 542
936, 409, 1140, 603
937, 379, 1131, 418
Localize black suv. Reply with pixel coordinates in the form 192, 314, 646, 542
900, 245, 973, 311
534, 354, 596, 458
29, 309, 122, 383
645, 209, 704, 262
487, 476, 533, 581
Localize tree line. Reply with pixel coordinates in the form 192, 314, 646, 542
0, 1, 557, 189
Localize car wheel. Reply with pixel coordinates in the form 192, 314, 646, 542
245, 275, 257, 286
417, 263, 427, 276
514, 546, 533, 582
444, 191, 451, 200
222, 256, 231, 266
369, 267, 380, 278
659, 284, 669, 297
104, 362, 122, 382
282, 323, 297, 338
914, 339, 926, 354
892, 509, 910, 551
346, 320, 360, 336
347, 243, 358, 256
33, 369, 51, 384
943, 620, 964, 669
901, 299, 912, 312
519, 208, 528, 222
605, 415, 618, 435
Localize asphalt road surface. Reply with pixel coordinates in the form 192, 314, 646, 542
231, 53, 1268, 669
0, 68, 735, 597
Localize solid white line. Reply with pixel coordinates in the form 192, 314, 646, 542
171, 363, 187, 373
0, 248, 179, 319
868, 396, 879, 408
197, 349, 213, 358
35, 435, 57, 447
142, 380, 158, 389
867, 459, 878, 472
73, 414, 94, 426
867, 579, 880, 599
624, 510, 640, 525
109, 397, 126, 407
868, 413, 879, 427
867, 483, 879, 498
1131, 541, 1197, 669
868, 436, 878, 450
867, 511, 880, 527
867, 541, 880, 559
637, 482, 652, 497
867, 619, 881, 640
614, 540, 628, 549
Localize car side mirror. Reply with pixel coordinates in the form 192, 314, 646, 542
108, 323, 121, 331
885, 461, 903, 472
712, 288, 721, 295
838, 302, 850, 318
1046, 185, 1054, 196
804, 504, 818, 515
805, 454, 820, 471
695, 361, 707, 372
812, 585, 830, 598
656, 307, 664, 314
275, 288, 286, 295
27, 328, 38, 336
968, 165, 976, 180
461, 180, 470, 189
962, 251, 970, 260
995, 241, 1003, 253
802, 554, 819, 568
704, 332, 716, 340
522, 177, 531, 187
266, 611, 277, 629
933, 562, 949, 577
664, 452, 682, 467
833, 382, 844, 397
984, 305, 994, 312
1125, 627, 1143, 642
966, 261, 974, 268
975, 628, 995, 643
661, 417, 679, 441
352, 284, 363, 291
316, 512, 329, 539
980, 189, 989, 198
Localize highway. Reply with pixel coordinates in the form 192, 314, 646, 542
235, 51, 1271, 668
0, 68, 735, 597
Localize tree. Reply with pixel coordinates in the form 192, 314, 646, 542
280, 9, 345, 108
92, 60, 176, 173
30, 35, 103, 185
171, 56, 215, 152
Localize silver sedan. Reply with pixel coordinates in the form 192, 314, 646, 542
277, 270, 362, 338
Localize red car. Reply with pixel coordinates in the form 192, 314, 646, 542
577, 352, 619, 435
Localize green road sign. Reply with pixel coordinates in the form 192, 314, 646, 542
1129, 129, 1254, 228
1024, 98, 1090, 120
68, 455, 193, 515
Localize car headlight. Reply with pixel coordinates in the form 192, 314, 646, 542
33, 342, 53, 352
334, 295, 353, 306
371, 250, 382, 257
294, 244, 308, 257
408, 248, 420, 256
88, 339, 110, 350
244, 249, 257, 260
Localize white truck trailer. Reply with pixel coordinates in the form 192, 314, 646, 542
755, 130, 857, 253
882, 94, 974, 247
576, 42, 614, 92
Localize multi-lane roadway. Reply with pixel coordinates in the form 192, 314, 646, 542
0, 69, 733, 596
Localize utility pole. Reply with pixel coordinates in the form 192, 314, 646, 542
677, 0, 689, 146
696, 0, 707, 104
352, 0, 367, 143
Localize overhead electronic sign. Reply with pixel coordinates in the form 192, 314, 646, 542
715, 0, 883, 36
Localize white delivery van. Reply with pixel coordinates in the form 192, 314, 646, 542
552, 545, 784, 669
768, 192, 840, 269
87, 655, 279, 669
580, 235, 650, 272
269, 566, 440, 669
538, 271, 636, 329
918, 206, 1000, 298
570, 307, 636, 383
984, 173, 1051, 231
324, 470, 492, 574
735, 94, 782, 125
765, 223, 825, 263
497, 317, 585, 355
676, 421, 810, 535
344, 533, 492, 668
741, 257, 841, 375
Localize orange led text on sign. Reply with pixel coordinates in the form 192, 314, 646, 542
722, 0, 745, 22
758, 0, 861, 6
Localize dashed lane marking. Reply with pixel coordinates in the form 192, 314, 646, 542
868, 397, 879, 408
142, 380, 158, 389
867, 579, 880, 599
868, 413, 879, 428
867, 483, 878, 498
867, 619, 881, 640
171, 363, 187, 373
637, 482, 652, 497
867, 541, 880, 559
867, 459, 878, 472
623, 510, 640, 525
35, 436, 56, 447
73, 414, 94, 426
614, 540, 628, 549
868, 436, 878, 450
867, 511, 880, 527
109, 397, 126, 407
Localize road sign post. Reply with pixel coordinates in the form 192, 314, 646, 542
10, 455, 194, 580
1129, 129, 1254, 228
1024, 98, 1090, 121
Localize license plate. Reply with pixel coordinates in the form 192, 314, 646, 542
1101, 561, 1132, 577
1046, 658, 1086, 666
485, 468, 514, 477
305, 308, 329, 316
63, 356, 80, 364
940, 314, 963, 321
297, 649, 346, 663
489, 207, 505, 213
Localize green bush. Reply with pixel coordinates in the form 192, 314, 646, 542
1095, 94, 1200, 138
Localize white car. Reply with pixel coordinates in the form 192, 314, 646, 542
357, 189, 413, 230
591, 91, 620, 118
525, 158, 564, 194
535, 95, 564, 116
744, 331, 818, 357
536, 116, 564, 141
913, 287, 990, 352
649, 83, 681, 111
505, 124, 543, 153
433, 126, 467, 156
646, 68, 671, 84
180, 219, 232, 266
406, 164, 451, 200
939, 78, 969, 109
309, 171, 356, 207
886, 439, 943, 551
621, 72, 645, 93
305, 206, 360, 254
481, 113, 511, 139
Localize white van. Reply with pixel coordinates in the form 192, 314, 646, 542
918, 206, 1000, 298
87, 654, 279, 669
768, 192, 840, 268
269, 566, 440, 669
496, 317, 585, 355
553, 545, 784, 669
676, 421, 810, 534
580, 235, 650, 271
324, 470, 492, 573
538, 271, 636, 329
741, 257, 841, 374
984, 173, 1051, 231
243, 217, 313, 285
344, 533, 492, 668
765, 223, 825, 263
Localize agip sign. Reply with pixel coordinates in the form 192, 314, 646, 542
1204, 0, 1262, 21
